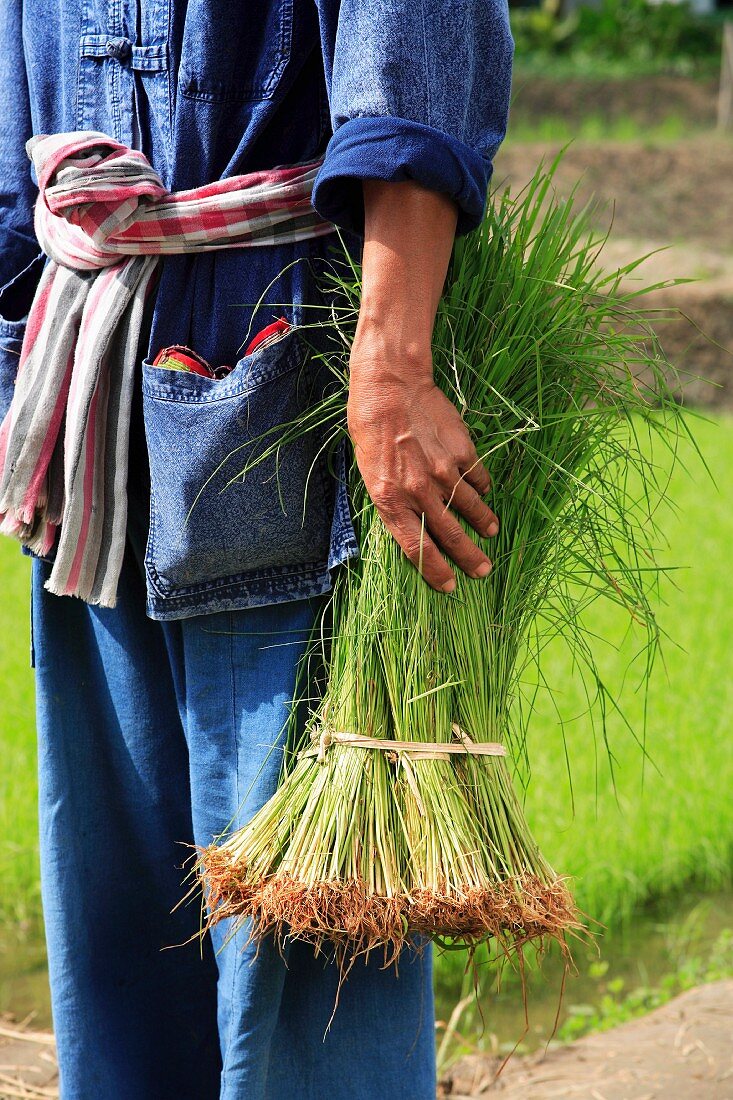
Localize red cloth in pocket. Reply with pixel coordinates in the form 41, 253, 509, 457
243, 317, 291, 356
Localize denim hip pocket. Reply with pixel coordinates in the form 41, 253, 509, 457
141, 327, 335, 604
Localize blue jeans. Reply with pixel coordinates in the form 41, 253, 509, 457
31, 548, 436, 1100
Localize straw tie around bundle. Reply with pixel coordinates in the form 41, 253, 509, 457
300, 726, 508, 763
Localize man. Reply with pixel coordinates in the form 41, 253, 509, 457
0, 1, 513, 1096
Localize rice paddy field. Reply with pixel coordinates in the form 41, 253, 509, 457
0, 544, 38, 930
521, 410, 733, 929
1, 413, 731, 931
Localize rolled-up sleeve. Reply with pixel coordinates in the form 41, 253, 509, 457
312, 0, 514, 238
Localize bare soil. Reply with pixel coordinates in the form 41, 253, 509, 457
0, 1019, 56, 1099
511, 73, 720, 133
441, 980, 733, 1100
495, 138, 733, 249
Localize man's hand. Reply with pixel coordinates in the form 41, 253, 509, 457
349, 178, 499, 592
347, 354, 497, 593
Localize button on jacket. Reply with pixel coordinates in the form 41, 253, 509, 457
0, 0, 514, 621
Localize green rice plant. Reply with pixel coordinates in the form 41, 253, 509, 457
199, 160, 687, 967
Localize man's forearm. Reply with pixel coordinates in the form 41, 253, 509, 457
347, 178, 498, 592
352, 178, 458, 373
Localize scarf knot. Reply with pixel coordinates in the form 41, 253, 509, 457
30, 132, 169, 268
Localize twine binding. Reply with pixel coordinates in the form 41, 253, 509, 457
299, 724, 508, 764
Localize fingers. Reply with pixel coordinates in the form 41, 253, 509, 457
374, 483, 496, 591
380, 509, 457, 592
423, 498, 493, 580
358, 411, 498, 590
446, 477, 499, 539
456, 443, 492, 496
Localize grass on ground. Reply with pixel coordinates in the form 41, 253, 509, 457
0, 546, 37, 928
520, 413, 733, 929
510, 56, 722, 81
507, 113, 691, 144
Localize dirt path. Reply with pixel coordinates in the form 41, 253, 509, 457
596, 237, 733, 409
2, 982, 731, 1098
441, 981, 733, 1100
0, 1020, 56, 1099
510, 74, 720, 134
495, 139, 733, 251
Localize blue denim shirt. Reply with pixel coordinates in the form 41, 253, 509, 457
0, 0, 513, 620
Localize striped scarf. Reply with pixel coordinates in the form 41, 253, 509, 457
0, 132, 335, 608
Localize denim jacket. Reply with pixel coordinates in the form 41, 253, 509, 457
0, 0, 513, 620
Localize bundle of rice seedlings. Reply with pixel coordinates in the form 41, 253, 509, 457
198, 162, 685, 966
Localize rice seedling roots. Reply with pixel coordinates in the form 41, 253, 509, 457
200, 847, 578, 964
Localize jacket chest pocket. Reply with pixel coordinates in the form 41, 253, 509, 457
76, 0, 172, 177
141, 328, 334, 601
178, 0, 293, 103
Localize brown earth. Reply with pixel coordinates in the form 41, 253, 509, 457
495, 138, 733, 249
493, 139, 733, 410
0, 1019, 56, 1099
510, 73, 720, 133
441, 980, 733, 1100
